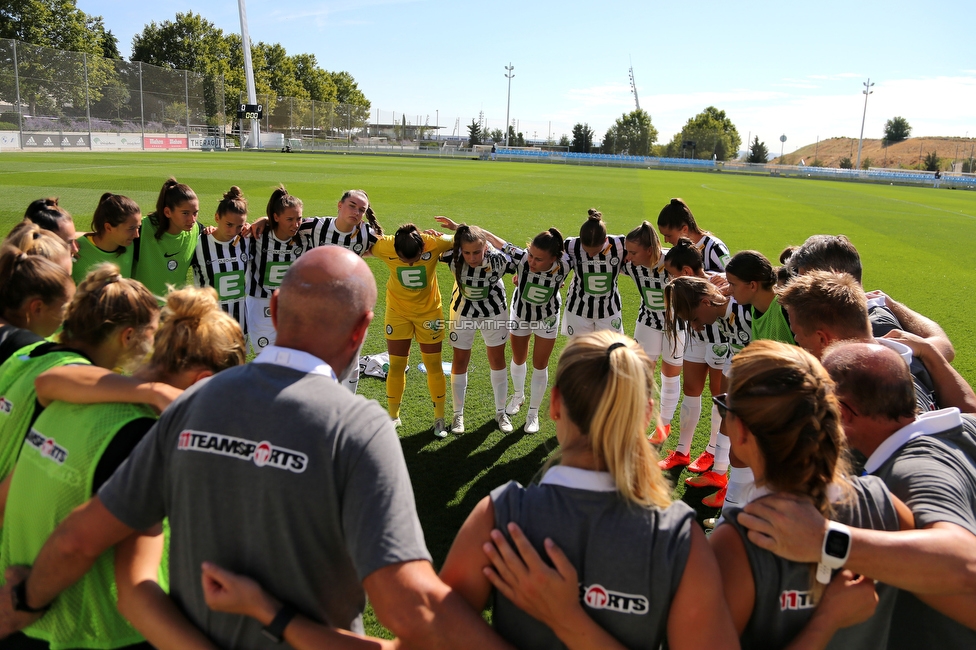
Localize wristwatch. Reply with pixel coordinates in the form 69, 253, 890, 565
261, 603, 297, 643
11, 580, 51, 613
816, 520, 852, 584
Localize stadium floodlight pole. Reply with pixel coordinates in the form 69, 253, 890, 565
855, 78, 874, 170
238, 0, 260, 149
504, 63, 514, 146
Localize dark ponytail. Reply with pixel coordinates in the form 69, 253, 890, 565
726, 250, 776, 290
657, 198, 701, 235
394, 224, 425, 260
532, 227, 564, 258
663, 237, 703, 275
266, 185, 303, 245
150, 178, 197, 240
217, 186, 248, 217
580, 208, 607, 247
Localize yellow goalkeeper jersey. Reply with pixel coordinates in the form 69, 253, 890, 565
372, 233, 454, 315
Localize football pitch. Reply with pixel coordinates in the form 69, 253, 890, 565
2, 151, 974, 630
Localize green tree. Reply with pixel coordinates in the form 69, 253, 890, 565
467, 119, 481, 146
664, 106, 741, 161
839, 157, 853, 169
883, 116, 911, 145
923, 151, 940, 171
558, 134, 570, 147
292, 53, 337, 103
861, 157, 872, 170
746, 136, 769, 163
571, 122, 593, 153
0, 0, 115, 55
602, 109, 657, 155
487, 128, 504, 143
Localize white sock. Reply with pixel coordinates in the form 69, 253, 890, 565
722, 466, 756, 515
706, 403, 722, 453
677, 395, 701, 455
451, 372, 468, 413
713, 434, 731, 473
660, 373, 681, 422
529, 367, 549, 410
491, 368, 508, 413
511, 360, 527, 398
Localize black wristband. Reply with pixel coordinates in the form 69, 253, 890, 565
261, 603, 297, 643
11, 580, 51, 613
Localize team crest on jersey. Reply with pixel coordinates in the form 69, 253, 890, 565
581, 584, 648, 615
25, 428, 68, 465
738, 330, 750, 343
257, 337, 269, 348
711, 343, 729, 357
421, 251, 432, 261
611, 317, 622, 330
177, 430, 308, 473
780, 590, 816, 610
567, 325, 575, 335
263, 307, 271, 318
610, 257, 619, 266
542, 316, 556, 329
489, 274, 498, 284
386, 325, 393, 335
353, 243, 364, 253
293, 245, 303, 256
167, 260, 178, 271
555, 275, 563, 283
450, 332, 458, 342
0, 397, 11, 414
240, 252, 248, 262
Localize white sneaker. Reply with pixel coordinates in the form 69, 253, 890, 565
524, 411, 540, 433
495, 411, 514, 433
451, 413, 465, 434
505, 394, 525, 415
391, 417, 402, 428
433, 418, 449, 438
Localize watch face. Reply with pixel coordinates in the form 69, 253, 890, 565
825, 529, 850, 558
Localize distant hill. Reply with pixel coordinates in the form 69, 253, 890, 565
769, 136, 975, 170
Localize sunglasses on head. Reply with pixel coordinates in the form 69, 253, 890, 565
712, 393, 734, 420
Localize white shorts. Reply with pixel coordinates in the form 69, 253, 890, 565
562, 309, 624, 338
684, 334, 729, 370
449, 311, 510, 350
510, 308, 560, 340
245, 296, 275, 354
634, 322, 685, 367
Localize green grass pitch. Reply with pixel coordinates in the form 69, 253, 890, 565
2, 151, 974, 635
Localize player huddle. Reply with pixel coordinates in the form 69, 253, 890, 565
0, 181, 973, 650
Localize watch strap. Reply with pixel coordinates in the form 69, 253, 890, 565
11, 580, 51, 613
261, 603, 297, 643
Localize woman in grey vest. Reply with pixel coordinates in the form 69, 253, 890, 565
709, 340, 915, 649
198, 331, 738, 649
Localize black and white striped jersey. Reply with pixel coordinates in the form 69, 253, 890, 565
247, 219, 329, 298
716, 299, 753, 354
696, 232, 731, 273
564, 236, 626, 320
505, 243, 572, 322
192, 233, 249, 325
316, 217, 378, 256
621, 252, 673, 331
442, 246, 515, 318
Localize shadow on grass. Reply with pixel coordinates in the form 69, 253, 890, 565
400, 419, 556, 567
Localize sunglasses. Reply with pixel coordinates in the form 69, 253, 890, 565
712, 393, 734, 420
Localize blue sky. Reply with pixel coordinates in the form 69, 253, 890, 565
78, 1, 976, 149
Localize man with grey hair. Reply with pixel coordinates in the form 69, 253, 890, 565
0, 246, 512, 650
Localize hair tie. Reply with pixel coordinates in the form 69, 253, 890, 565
606, 341, 626, 362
